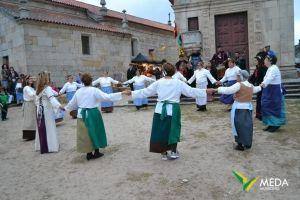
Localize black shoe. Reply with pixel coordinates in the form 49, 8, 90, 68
245, 145, 252, 150
93, 151, 104, 159
263, 126, 270, 131
268, 126, 280, 132
86, 152, 93, 161
234, 144, 245, 151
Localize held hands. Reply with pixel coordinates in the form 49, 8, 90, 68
259, 83, 265, 88
122, 90, 132, 96
215, 81, 222, 86
206, 88, 216, 95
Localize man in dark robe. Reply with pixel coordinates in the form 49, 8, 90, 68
127, 64, 137, 91
235, 52, 247, 71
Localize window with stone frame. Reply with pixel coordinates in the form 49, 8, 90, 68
188, 17, 199, 31
131, 38, 138, 57
81, 35, 90, 55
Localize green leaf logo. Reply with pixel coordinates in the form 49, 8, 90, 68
232, 170, 258, 192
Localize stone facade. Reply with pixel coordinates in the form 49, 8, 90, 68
0, 0, 177, 85
173, 0, 295, 71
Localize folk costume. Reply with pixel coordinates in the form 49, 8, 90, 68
65, 86, 122, 158
22, 85, 36, 140
217, 81, 261, 150
92, 77, 119, 113
124, 75, 155, 109
219, 65, 241, 105
59, 82, 82, 102
35, 86, 61, 154
132, 78, 207, 159
261, 65, 286, 131
188, 68, 217, 111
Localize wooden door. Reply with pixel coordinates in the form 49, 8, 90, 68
215, 12, 249, 69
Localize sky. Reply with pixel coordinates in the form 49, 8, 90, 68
80, 0, 300, 45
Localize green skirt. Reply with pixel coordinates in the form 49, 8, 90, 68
150, 113, 179, 153
77, 108, 107, 153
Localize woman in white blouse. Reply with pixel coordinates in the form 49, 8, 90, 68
212, 70, 261, 151
35, 72, 64, 154
217, 58, 241, 107
65, 73, 128, 160
123, 69, 155, 110
22, 76, 36, 141
128, 63, 208, 160
260, 55, 286, 132
188, 61, 217, 111
59, 75, 82, 102
92, 71, 119, 113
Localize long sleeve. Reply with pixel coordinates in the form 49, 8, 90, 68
262, 69, 275, 87
45, 87, 61, 109
144, 76, 156, 83
178, 73, 187, 82
94, 88, 122, 102
253, 86, 262, 94
123, 77, 135, 85
24, 87, 35, 98
59, 83, 67, 94
206, 71, 217, 84
219, 71, 228, 83
65, 93, 78, 111
132, 81, 158, 99
181, 82, 206, 98
92, 78, 101, 86
217, 83, 241, 95
110, 78, 119, 85
187, 73, 196, 84
76, 82, 83, 88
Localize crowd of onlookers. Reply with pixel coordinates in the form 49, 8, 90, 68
0, 64, 30, 106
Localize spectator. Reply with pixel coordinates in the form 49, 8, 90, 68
75, 72, 82, 84
264, 45, 276, 57
0, 86, 9, 121
210, 46, 228, 68
235, 52, 247, 71
15, 78, 24, 105
8, 67, 19, 100
1, 64, 9, 89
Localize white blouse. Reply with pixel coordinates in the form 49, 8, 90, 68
65, 86, 122, 114
36, 86, 61, 110
172, 71, 187, 82
217, 81, 261, 109
188, 68, 217, 85
262, 65, 282, 87
124, 75, 155, 86
92, 77, 119, 88
132, 78, 206, 116
59, 82, 82, 94
23, 86, 36, 101
220, 66, 241, 83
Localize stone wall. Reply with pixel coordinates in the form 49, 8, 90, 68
173, 0, 295, 70
0, 12, 27, 73
104, 18, 178, 64
23, 22, 132, 85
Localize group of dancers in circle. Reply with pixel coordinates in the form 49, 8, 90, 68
21, 54, 286, 160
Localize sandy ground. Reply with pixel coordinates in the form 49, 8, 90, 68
0, 100, 299, 200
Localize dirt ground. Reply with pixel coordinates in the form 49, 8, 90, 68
0, 100, 299, 200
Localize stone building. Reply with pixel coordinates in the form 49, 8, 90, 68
0, 0, 177, 84
171, 0, 295, 76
